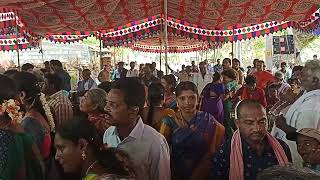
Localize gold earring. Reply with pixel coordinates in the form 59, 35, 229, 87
81, 151, 86, 160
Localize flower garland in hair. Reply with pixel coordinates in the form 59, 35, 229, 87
0, 99, 24, 124
39, 93, 55, 132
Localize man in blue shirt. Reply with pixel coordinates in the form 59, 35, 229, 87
214, 59, 223, 73
50, 60, 71, 92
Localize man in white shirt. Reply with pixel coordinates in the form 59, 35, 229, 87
151, 62, 160, 78
273, 71, 291, 97
192, 61, 212, 93
103, 78, 170, 180
273, 60, 320, 165
77, 69, 97, 95
279, 62, 291, 82
126, 61, 139, 77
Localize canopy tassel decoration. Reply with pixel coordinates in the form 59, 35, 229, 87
0, 8, 39, 52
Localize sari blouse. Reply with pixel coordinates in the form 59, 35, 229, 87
88, 112, 111, 137
0, 129, 44, 180
154, 108, 176, 131
164, 94, 177, 110
22, 110, 52, 159
160, 111, 225, 180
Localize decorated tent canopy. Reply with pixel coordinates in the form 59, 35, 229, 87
0, 8, 39, 51
1, 0, 318, 33
122, 34, 215, 53
0, 1, 319, 50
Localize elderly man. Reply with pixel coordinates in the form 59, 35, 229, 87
192, 61, 213, 93
295, 128, 320, 171
273, 60, 320, 165
257, 164, 320, 180
209, 100, 291, 180
77, 69, 97, 95
273, 71, 291, 97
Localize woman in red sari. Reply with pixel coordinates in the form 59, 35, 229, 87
236, 75, 267, 107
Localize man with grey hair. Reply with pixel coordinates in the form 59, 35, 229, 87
192, 61, 213, 93
257, 165, 320, 180
273, 71, 291, 97
273, 60, 320, 165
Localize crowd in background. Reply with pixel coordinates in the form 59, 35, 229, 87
1, 55, 320, 180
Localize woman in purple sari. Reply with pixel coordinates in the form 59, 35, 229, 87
200, 72, 225, 124
160, 81, 225, 180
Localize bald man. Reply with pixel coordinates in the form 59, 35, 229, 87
209, 100, 291, 180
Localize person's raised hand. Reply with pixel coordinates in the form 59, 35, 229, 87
274, 114, 288, 131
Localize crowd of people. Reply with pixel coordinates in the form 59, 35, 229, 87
1, 56, 320, 180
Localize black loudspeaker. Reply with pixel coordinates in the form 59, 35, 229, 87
273, 35, 294, 54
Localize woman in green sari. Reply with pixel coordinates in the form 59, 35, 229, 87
0, 75, 44, 180
54, 116, 136, 180
221, 69, 240, 138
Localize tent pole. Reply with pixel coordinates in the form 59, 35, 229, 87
160, 50, 162, 72
159, 20, 163, 72
99, 32, 103, 69
231, 24, 235, 60
41, 41, 44, 63
164, 0, 168, 75
206, 50, 208, 60
16, 40, 20, 69
14, 15, 20, 70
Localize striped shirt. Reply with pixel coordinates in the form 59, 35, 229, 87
47, 90, 73, 128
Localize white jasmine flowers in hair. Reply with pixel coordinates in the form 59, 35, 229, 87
39, 93, 55, 132
0, 99, 24, 124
